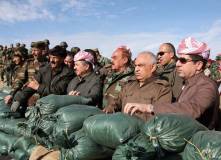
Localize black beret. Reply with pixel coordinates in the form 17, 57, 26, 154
49, 45, 67, 57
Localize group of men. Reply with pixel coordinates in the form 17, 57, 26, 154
0, 37, 220, 131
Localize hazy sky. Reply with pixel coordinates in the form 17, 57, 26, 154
0, 0, 221, 59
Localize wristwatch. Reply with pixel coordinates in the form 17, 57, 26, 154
149, 104, 154, 115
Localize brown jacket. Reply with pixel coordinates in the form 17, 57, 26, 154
154, 72, 220, 130
111, 76, 172, 121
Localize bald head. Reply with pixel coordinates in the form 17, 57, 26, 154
135, 51, 157, 85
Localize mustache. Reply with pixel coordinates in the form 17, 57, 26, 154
50, 61, 56, 65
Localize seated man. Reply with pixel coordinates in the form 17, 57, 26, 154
105, 51, 172, 121
124, 37, 220, 130
4, 48, 28, 105
102, 46, 134, 111
10, 45, 75, 114
156, 43, 183, 102
67, 50, 102, 106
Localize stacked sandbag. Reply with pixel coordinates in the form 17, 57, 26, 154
112, 133, 155, 160
0, 132, 17, 155
29, 94, 92, 116
51, 104, 103, 147
0, 118, 27, 136
0, 92, 21, 118
60, 129, 113, 160
142, 114, 208, 158
83, 112, 144, 149
183, 131, 221, 160
23, 94, 93, 139
10, 136, 37, 160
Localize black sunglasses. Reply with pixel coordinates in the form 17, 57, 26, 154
177, 57, 195, 64
157, 51, 165, 56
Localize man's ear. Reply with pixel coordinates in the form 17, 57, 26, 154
170, 52, 174, 58
196, 61, 204, 71
151, 64, 157, 73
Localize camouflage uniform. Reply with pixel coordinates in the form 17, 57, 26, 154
102, 66, 134, 109
156, 61, 183, 102
98, 55, 111, 67
3, 48, 14, 86
10, 61, 28, 97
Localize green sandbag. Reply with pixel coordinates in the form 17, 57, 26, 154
0, 94, 21, 118
183, 131, 221, 160
10, 136, 37, 160
34, 94, 92, 115
112, 133, 155, 160
11, 149, 28, 160
13, 136, 37, 154
0, 118, 26, 136
161, 152, 183, 160
60, 129, 113, 160
52, 104, 103, 147
0, 91, 8, 101
0, 131, 18, 155
142, 114, 208, 155
83, 112, 144, 149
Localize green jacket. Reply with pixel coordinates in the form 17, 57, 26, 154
102, 66, 134, 108
157, 61, 183, 102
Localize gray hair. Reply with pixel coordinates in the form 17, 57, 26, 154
138, 51, 157, 64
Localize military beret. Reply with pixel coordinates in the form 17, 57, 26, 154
71, 47, 80, 54
49, 45, 67, 57
31, 41, 46, 49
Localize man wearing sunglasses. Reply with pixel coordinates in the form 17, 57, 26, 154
157, 43, 183, 102
124, 37, 220, 130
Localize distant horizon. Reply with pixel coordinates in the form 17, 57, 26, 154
0, 0, 221, 59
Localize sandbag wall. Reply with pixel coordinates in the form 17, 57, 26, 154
0, 93, 221, 159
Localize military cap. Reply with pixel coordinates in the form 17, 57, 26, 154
49, 45, 67, 57
44, 39, 50, 45
14, 48, 26, 59
60, 41, 68, 48
16, 42, 21, 47
71, 47, 80, 54
31, 41, 46, 49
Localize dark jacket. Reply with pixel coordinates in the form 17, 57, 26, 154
67, 72, 102, 106
35, 63, 75, 97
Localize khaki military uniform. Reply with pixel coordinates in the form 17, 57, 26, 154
110, 76, 172, 121
102, 66, 134, 109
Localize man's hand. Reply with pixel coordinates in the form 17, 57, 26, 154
102, 106, 115, 114
4, 95, 13, 105
68, 90, 80, 96
27, 79, 39, 90
123, 103, 152, 115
